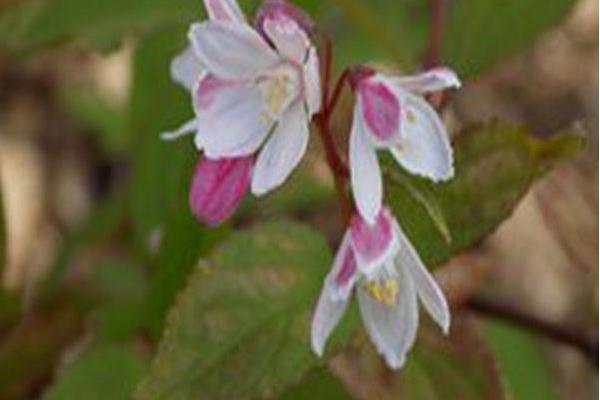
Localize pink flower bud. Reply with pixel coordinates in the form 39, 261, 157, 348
255, 0, 314, 37
189, 155, 253, 226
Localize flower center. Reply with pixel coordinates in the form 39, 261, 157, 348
364, 278, 399, 307
258, 63, 301, 123
363, 260, 400, 307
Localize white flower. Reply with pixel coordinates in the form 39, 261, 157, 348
163, 0, 321, 196
349, 67, 461, 223
311, 208, 450, 369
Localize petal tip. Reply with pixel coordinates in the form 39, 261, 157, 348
385, 353, 407, 370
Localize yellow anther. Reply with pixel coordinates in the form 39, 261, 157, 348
364, 278, 399, 307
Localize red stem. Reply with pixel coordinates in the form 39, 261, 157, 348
325, 68, 350, 116
426, 0, 445, 109
426, 0, 444, 68
314, 31, 353, 223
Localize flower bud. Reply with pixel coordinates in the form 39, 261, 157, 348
189, 155, 253, 226
255, 0, 314, 37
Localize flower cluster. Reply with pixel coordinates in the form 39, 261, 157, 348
163, 0, 461, 369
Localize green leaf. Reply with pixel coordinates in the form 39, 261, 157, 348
444, 0, 577, 77
320, 0, 574, 76
334, 317, 506, 400
128, 26, 193, 252
0, 0, 200, 53
385, 122, 584, 267
384, 169, 452, 244
145, 203, 229, 338
135, 221, 336, 400
90, 261, 149, 342
45, 345, 146, 400
279, 367, 352, 400
484, 320, 558, 400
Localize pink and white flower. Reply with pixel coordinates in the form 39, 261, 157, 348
349, 67, 461, 223
311, 208, 450, 369
163, 0, 321, 225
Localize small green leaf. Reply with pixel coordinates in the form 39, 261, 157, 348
386, 122, 584, 267
384, 168, 452, 245
45, 345, 147, 400
135, 221, 335, 400
484, 320, 559, 400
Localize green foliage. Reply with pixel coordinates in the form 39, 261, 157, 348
279, 367, 352, 400
347, 318, 506, 400
484, 320, 558, 400
128, 26, 193, 252
135, 221, 334, 400
385, 122, 584, 267
145, 203, 229, 338
1, 0, 576, 78
44, 345, 146, 400
444, 0, 576, 77
90, 261, 149, 342
0, 0, 199, 53
322, 0, 575, 76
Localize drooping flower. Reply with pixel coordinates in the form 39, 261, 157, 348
349, 67, 461, 223
311, 208, 450, 369
163, 0, 321, 225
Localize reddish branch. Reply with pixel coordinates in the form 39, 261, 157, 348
426, 0, 444, 68
466, 297, 599, 367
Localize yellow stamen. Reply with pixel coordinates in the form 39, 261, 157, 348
259, 65, 299, 123
364, 278, 399, 307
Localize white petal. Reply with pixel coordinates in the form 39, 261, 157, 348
170, 46, 204, 91
189, 21, 279, 80
311, 283, 351, 357
304, 46, 321, 117
311, 232, 357, 356
357, 262, 419, 369
196, 81, 272, 158
390, 67, 461, 94
251, 102, 309, 196
204, 0, 245, 22
390, 91, 454, 182
160, 118, 198, 142
394, 221, 450, 333
350, 101, 383, 224
263, 13, 310, 64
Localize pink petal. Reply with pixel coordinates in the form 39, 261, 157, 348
350, 209, 395, 273
189, 156, 253, 226
359, 79, 400, 143
334, 237, 357, 288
